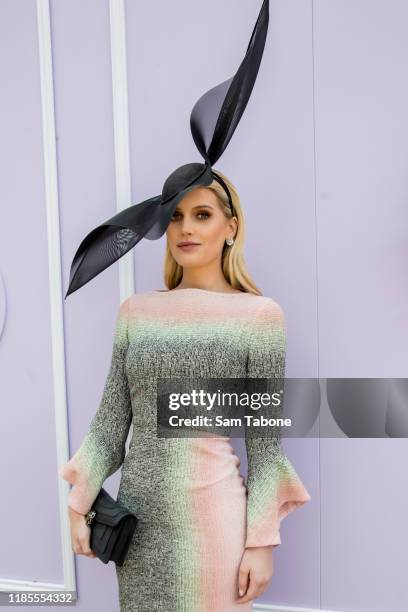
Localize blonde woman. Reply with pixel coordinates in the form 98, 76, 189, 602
60, 170, 311, 610
60, 3, 311, 608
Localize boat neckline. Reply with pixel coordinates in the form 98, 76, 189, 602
152, 288, 251, 296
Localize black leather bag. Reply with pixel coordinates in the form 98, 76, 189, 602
85, 487, 137, 566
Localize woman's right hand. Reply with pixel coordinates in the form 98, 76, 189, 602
68, 506, 97, 558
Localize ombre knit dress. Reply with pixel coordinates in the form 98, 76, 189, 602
59, 288, 311, 612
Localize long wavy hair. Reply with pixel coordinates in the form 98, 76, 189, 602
163, 169, 263, 295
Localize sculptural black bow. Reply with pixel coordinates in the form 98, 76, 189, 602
65, 0, 269, 298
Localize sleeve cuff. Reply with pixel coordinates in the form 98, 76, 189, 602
244, 479, 311, 549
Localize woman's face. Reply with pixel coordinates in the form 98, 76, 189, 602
166, 186, 237, 268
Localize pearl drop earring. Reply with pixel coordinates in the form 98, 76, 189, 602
226, 237, 234, 246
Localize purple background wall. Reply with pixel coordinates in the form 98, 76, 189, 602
0, 0, 407, 610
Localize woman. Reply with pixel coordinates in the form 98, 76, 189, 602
59, 170, 311, 611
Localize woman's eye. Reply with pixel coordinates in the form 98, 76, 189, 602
170, 211, 210, 221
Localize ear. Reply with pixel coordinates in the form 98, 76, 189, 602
228, 215, 238, 237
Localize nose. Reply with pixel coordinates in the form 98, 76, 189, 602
180, 215, 194, 234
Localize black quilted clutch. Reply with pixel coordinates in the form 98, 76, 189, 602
85, 487, 137, 566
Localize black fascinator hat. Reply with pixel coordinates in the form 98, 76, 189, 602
65, 0, 270, 298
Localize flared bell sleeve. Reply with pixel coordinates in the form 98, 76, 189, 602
58, 297, 133, 515
244, 299, 311, 548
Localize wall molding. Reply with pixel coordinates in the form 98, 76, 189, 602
253, 604, 339, 611
0, 271, 6, 339
36, 0, 76, 593
37, 0, 75, 594
109, 0, 134, 301
0, 578, 68, 593
0, 0, 75, 596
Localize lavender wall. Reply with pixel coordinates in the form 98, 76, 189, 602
0, 1, 407, 611
0, 0, 61, 585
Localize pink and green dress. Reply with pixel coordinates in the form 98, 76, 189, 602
59, 288, 311, 611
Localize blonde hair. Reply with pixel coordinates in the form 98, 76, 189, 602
163, 169, 263, 295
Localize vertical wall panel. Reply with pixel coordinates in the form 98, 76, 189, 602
314, 2, 408, 611
0, 0, 63, 583
314, 0, 408, 378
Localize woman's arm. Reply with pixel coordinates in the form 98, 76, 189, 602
58, 297, 133, 515
237, 299, 311, 603
244, 299, 311, 548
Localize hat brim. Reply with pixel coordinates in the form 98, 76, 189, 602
65, 195, 162, 298
65, 166, 215, 298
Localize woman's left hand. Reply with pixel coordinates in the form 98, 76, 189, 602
236, 545, 274, 604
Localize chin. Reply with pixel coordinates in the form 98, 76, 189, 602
178, 257, 203, 266
177, 250, 202, 259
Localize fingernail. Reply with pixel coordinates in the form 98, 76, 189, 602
239, 589, 243, 596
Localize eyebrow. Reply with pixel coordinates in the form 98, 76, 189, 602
174, 204, 214, 211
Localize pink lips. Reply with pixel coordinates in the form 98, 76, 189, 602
178, 242, 200, 251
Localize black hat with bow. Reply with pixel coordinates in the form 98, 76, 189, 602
65, 0, 270, 298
